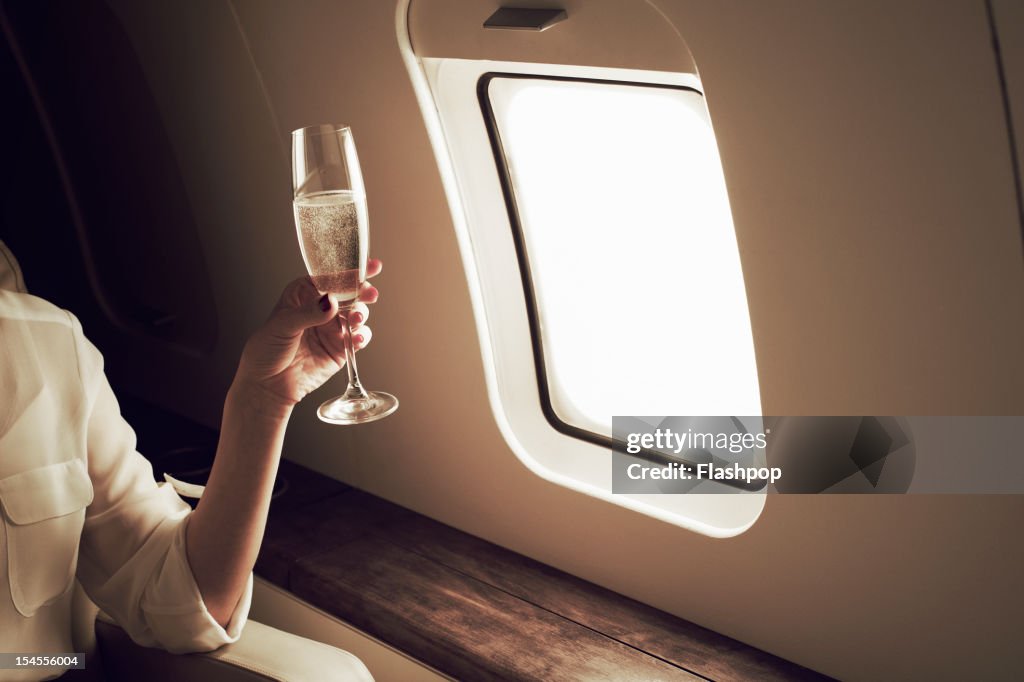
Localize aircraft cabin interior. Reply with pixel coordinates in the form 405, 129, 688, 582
0, 1, 1022, 681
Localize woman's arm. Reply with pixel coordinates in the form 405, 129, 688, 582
183, 383, 290, 625
186, 261, 381, 626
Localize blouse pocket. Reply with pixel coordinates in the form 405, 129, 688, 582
0, 459, 94, 616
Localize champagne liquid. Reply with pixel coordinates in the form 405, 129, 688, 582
293, 190, 368, 302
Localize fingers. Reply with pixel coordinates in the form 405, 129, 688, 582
264, 258, 381, 339
266, 278, 337, 338
357, 280, 379, 304
351, 324, 372, 350
312, 321, 372, 367
357, 258, 382, 303
366, 258, 383, 279
284, 276, 324, 305
347, 301, 370, 329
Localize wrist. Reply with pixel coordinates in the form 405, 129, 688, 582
227, 378, 295, 423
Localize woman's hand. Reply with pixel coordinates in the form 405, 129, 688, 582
233, 258, 383, 415
189, 260, 382, 625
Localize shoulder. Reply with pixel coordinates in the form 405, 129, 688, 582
0, 289, 76, 328
0, 289, 102, 396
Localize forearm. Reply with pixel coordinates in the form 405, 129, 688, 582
185, 381, 292, 626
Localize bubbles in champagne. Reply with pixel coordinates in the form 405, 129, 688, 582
293, 190, 368, 301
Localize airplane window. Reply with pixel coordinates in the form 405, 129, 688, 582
402, 35, 766, 532
481, 75, 761, 439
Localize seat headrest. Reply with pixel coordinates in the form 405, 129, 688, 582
0, 240, 27, 293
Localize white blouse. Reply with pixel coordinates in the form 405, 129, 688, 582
0, 243, 251, 680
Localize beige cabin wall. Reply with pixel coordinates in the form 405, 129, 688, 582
93, 1, 1024, 680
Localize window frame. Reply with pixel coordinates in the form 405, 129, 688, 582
402, 50, 766, 535
478, 73, 760, 491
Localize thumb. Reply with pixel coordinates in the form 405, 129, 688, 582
267, 293, 337, 338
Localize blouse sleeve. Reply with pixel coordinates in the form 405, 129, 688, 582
71, 316, 252, 653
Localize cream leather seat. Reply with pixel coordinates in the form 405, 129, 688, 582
95, 612, 373, 682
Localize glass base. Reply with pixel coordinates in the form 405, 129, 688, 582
317, 391, 399, 425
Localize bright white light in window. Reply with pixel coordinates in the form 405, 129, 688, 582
488, 78, 761, 434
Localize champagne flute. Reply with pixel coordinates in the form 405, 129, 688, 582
291, 124, 398, 424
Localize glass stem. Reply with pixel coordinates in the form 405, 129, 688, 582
338, 307, 369, 401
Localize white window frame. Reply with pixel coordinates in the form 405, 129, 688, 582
398, 8, 765, 537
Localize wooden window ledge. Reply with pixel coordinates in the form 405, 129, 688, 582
258, 460, 829, 681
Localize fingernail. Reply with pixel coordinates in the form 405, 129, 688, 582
354, 334, 364, 346
319, 294, 331, 312
350, 312, 363, 325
